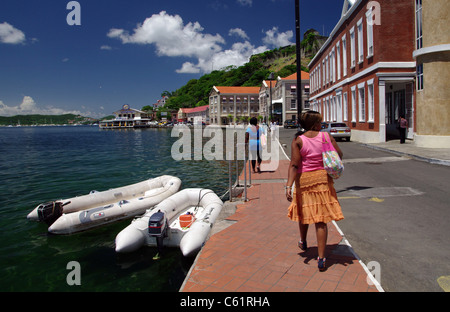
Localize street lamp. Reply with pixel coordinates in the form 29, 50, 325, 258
268, 72, 274, 123
295, 0, 303, 130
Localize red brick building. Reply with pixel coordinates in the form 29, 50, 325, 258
309, 0, 416, 143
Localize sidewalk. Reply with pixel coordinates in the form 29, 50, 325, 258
362, 140, 450, 167
180, 157, 381, 292
179, 133, 449, 292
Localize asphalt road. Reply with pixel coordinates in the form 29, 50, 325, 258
278, 127, 450, 292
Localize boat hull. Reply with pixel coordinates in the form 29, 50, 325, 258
115, 188, 223, 257
41, 176, 181, 234
27, 175, 180, 222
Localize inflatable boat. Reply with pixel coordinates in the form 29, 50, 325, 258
27, 176, 182, 234
115, 188, 223, 257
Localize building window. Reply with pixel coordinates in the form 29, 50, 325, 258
350, 27, 356, 68
342, 35, 347, 77
332, 48, 336, 83
322, 61, 325, 87
290, 98, 297, 110
336, 42, 341, 80
351, 87, 357, 122
367, 80, 374, 122
318, 64, 321, 88
417, 63, 424, 90
416, 0, 423, 50
358, 83, 366, 122
366, 9, 374, 57
357, 18, 364, 64
343, 92, 348, 122
290, 86, 296, 95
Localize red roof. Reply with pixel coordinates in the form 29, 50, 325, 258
282, 71, 310, 80
180, 105, 209, 114
214, 86, 260, 94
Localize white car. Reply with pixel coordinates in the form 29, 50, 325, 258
321, 122, 351, 141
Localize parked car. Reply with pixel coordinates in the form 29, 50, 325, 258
284, 120, 298, 129
321, 122, 351, 141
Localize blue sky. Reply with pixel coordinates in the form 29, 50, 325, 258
0, 0, 344, 118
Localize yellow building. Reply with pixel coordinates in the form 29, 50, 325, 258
413, 0, 450, 147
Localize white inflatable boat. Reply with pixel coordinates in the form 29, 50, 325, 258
115, 188, 223, 257
27, 176, 182, 234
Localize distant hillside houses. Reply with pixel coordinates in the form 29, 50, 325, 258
152, 96, 169, 109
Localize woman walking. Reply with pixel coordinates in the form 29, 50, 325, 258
245, 117, 264, 173
285, 111, 344, 271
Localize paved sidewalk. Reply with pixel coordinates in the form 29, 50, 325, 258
362, 140, 450, 167
180, 159, 380, 292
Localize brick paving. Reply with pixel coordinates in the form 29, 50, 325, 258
180, 159, 380, 292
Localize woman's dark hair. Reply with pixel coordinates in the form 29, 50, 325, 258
250, 117, 258, 126
300, 110, 322, 131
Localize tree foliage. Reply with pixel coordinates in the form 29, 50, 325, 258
164, 45, 303, 111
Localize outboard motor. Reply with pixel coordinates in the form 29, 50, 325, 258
148, 210, 168, 254
37, 201, 70, 226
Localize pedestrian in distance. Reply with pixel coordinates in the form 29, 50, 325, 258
285, 111, 345, 272
245, 117, 264, 173
398, 115, 408, 144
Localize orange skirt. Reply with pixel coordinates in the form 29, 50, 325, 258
287, 169, 344, 224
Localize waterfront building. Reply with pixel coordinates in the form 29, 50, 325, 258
309, 0, 417, 143
177, 105, 210, 124
99, 104, 152, 129
412, 0, 450, 147
271, 71, 310, 124
259, 79, 276, 123
209, 86, 260, 125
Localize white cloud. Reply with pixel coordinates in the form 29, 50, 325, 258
108, 11, 293, 74
100, 45, 112, 50
262, 27, 294, 48
108, 11, 225, 60
237, 0, 253, 7
176, 62, 201, 74
0, 96, 85, 117
229, 28, 249, 40
0, 22, 26, 44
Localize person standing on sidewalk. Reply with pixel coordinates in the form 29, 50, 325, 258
285, 111, 344, 271
245, 117, 263, 173
398, 115, 408, 144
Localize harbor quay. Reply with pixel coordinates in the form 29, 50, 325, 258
180, 131, 381, 293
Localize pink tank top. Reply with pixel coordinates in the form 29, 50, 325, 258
298, 133, 324, 173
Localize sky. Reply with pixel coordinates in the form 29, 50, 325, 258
0, 0, 345, 118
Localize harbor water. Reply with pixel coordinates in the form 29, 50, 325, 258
0, 125, 241, 291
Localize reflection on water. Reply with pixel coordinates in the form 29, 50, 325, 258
0, 126, 242, 292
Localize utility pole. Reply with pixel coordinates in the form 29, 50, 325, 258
295, 0, 303, 130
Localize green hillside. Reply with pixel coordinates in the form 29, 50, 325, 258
0, 114, 93, 126
164, 45, 305, 110
164, 30, 326, 111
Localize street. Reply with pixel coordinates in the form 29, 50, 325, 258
278, 128, 450, 292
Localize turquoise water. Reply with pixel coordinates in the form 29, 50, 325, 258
0, 126, 237, 291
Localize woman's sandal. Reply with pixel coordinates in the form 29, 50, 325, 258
318, 257, 326, 271
298, 240, 307, 251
